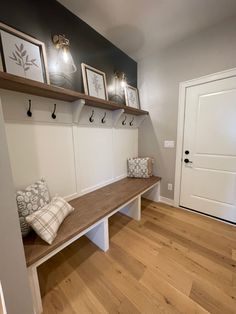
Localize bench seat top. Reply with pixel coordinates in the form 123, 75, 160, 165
23, 176, 161, 266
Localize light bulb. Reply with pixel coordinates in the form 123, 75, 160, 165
121, 80, 126, 88
120, 73, 127, 88
62, 48, 69, 63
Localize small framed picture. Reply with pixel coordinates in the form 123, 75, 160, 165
124, 85, 140, 109
81, 63, 108, 100
0, 22, 49, 84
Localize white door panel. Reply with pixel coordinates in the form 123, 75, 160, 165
180, 76, 236, 222
195, 92, 236, 155
192, 169, 236, 205
194, 155, 236, 172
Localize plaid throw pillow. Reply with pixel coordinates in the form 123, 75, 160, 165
26, 196, 74, 245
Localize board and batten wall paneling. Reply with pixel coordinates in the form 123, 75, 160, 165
5, 123, 77, 199
76, 127, 138, 195
6, 124, 138, 198
2, 91, 139, 199
76, 127, 114, 195
113, 128, 138, 180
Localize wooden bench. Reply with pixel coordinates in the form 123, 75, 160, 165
24, 176, 161, 314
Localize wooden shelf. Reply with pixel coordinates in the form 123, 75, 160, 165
0, 72, 149, 116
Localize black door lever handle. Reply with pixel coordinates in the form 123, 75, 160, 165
184, 158, 193, 164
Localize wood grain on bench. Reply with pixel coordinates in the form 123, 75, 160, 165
23, 176, 161, 266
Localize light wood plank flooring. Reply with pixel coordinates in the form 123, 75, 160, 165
39, 200, 236, 313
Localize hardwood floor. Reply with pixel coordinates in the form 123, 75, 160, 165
39, 200, 236, 314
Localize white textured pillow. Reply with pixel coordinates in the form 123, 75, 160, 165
26, 196, 74, 244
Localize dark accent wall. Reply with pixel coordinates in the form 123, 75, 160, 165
0, 0, 137, 101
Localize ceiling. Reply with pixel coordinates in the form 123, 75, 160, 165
57, 0, 236, 61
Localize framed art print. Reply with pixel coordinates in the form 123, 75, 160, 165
0, 22, 49, 84
124, 84, 140, 109
81, 63, 108, 100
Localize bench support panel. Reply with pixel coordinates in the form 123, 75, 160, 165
119, 196, 141, 221
142, 182, 160, 202
85, 219, 109, 251
28, 266, 42, 314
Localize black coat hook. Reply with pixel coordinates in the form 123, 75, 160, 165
27, 99, 32, 117
89, 110, 95, 123
101, 112, 106, 124
122, 115, 127, 125
52, 104, 57, 119
130, 117, 134, 126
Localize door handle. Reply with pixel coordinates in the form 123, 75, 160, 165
184, 158, 193, 164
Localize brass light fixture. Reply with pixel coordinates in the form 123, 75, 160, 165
115, 71, 127, 88
52, 34, 77, 73
111, 71, 127, 103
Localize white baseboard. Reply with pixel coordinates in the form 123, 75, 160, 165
113, 174, 127, 182
159, 196, 174, 206
79, 178, 115, 196
64, 175, 128, 202
64, 193, 79, 202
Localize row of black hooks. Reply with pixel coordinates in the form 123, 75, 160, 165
89, 110, 134, 126
26, 100, 135, 126
89, 110, 107, 124
122, 115, 134, 126
27, 100, 57, 119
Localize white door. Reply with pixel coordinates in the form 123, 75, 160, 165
180, 76, 236, 223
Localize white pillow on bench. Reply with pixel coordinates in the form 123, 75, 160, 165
26, 196, 74, 244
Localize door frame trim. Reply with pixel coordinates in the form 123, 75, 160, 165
174, 67, 236, 207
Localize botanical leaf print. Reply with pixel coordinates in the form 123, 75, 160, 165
92, 74, 102, 96
9, 42, 39, 76
128, 90, 136, 106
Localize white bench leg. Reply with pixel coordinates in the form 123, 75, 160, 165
28, 266, 43, 314
119, 196, 141, 221
142, 182, 160, 202
86, 219, 109, 251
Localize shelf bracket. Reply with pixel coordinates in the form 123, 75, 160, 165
136, 114, 148, 128
112, 109, 124, 127
72, 99, 85, 124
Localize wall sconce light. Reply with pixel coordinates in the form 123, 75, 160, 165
111, 71, 127, 103
52, 34, 77, 74
115, 71, 127, 89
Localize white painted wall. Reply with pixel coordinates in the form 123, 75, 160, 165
138, 16, 236, 199
1, 90, 138, 200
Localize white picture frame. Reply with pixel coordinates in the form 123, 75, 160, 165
124, 84, 140, 109
0, 22, 49, 84
81, 63, 108, 100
